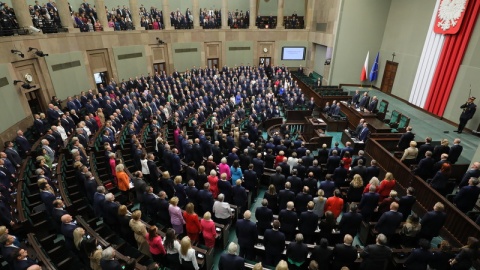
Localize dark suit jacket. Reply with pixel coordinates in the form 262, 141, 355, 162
15, 136, 31, 156
319, 180, 336, 198
351, 166, 368, 184
398, 195, 416, 221
375, 211, 403, 236
218, 253, 245, 270
278, 189, 295, 210
338, 211, 363, 237
359, 192, 380, 219
236, 219, 258, 247
198, 189, 214, 214
13, 257, 37, 270
103, 200, 120, 226
100, 259, 123, 270
5, 148, 21, 167
398, 132, 415, 150
287, 242, 309, 263
264, 229, 286, 257
420, 210, 446, 238
404, 248, 434, 270
326, 155, 341, 173
52, 208, 68, 226
360, 244, 392, 270
232, 185, 247, 208
417, 143, 434, 163
298, 210, 319, 236
93, 192, 105, 218
270, 173, 286, 193
332, 243, 358, 270
414, 157, 435, 180
278, 209, 298, 233
294, 193, 313, 214
448, 144, 463, 164
454, 185, 480, 213
311, 246, 333, 270
255, 206, 273, 232
185, 186, 199, 206
40, 191, 56, 214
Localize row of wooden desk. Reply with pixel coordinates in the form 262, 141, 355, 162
340, 102, 392, 133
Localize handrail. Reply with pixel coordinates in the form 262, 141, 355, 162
27, 234, 57, 269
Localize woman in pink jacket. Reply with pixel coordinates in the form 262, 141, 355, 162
200, 212, 217, 248
218, 158, 231, 180
169, 197, 185, 234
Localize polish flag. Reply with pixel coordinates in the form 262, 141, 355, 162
360, 51, 369, 81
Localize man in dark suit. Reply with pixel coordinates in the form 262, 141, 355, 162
307, 160, 322, 180
255, 199, 273, 235
319, 175, 336, 198
338, 203, 363, 238
366, 160, 380, 181
243, 164, 258, 199
331, 234, 358, 270
404, 238, 434, 270
60, 214, 78, 251
51, 199, 68, 229
352, 90, 361, 105
359, 185, 380, 221
454, 177, 480, 213
235, 210, 258, 260
100, 247, 123, 270
93, 186, 106, 218
350, 159, 368, 185
360, 234, 392, 270
419, 202, 447, 241
302, 150, 314, 168
367, 96, 378, 112
398, 187, 416, 221
279, 201, 298, 241
448, 138, 463, 164
0, 234, 20, 266
414, 151, 435, 180
84, 172, 98, 203
263, 220, 286, 267
12, 249, 40, 270
340, 142, 354, 158
375, 202, 403, 241
278, 182, 295, 211
132, 171, 147, 207
146, 154, 160, 193
185, 180, 199, 206
252, 153, 264, 177
326, 150, 341, 174
358, 92, 370, 108
15, 130, 31, 158
4, 141, 21, 169
416, 137, 434, 163
298, 201, 319, 244
103, 193, 120, 228
357, 122, 370, 142
218, 242, 245, 270
270, 166, 286, 193
459, 162, 480, 188
287, 169, 302, 194
295, 186, 313, 215
397, 126, 415, 151
455, 96, 476, 133
198, 183, 214, 215
233, 180, 248, 214
39, 182, 56, 215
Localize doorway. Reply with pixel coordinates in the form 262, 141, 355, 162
25, 89, 45, 114
207, 58, 219, 69
259, 57, 271, 67
153, 63, 166, 73
380, 61, 398, 94
93, 72, 108, 88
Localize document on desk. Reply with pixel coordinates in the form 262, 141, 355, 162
316, 118, 324, 122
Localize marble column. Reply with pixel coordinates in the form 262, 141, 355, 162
304, 0, 314, 30
221, 0, 228, 29
129, 0, 141, 30
192, 0, 200, 29
276, 0, 284, 29
95, 0, 111, 31
56, 0, 77, 32
249, 0, 257, 29
163, 0, 173, 30
10, 0, 33, 29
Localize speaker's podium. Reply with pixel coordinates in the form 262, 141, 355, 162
303, 116, 327, 140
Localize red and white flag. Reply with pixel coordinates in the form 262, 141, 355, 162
360, 51, 369, 81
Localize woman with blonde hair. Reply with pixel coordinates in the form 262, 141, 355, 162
276, 260, 289, 270
207, 169, 219, 198
200, 212, 217, 248
378, 172, 396, 201
73, 227, 86, 251
129, 210, 150, 256
363, 177, 380, 193
196, 165, 208, 189
347, 174, 364, 202
96, 108, 105, 126
400, 141, 418, 166
183, 203, 202, 242
83, 237, 103, 270
169, 197, 186, 235
179, 236, 199, 270
174, 175, 187, 208
313, 189, 327, 218
400, 214, 422, 247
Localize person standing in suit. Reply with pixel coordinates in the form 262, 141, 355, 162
331, 234, 358, 270
100, 247, 123, 270
375, 202, 403, 242
4, 141, 21, 169
298, 201, 319, 244
15, 130, 31, 158
357, 122, 370, 142
255, 199, 273, 235
352, 90, 361, 105
419, 202, 447, 241
103, 193, 120, 229
279, 201, 298, 241
404, 238, 433, 270
359, 185, 380, 221
39, 182, 56, 215
368, 96, 378, 112
236, 210, 258, 260
233, 180, 248, 215
360, 234, 392, 270
219, 242, 245, 270
416, 137, 434, 163
198, 183, 214, 216
454, 177, 480, 213
455, 96, 476, 133
414, 151, 435, 180
397, 126, 415, 151
12, 249, 41, 270
398, 187, 416, 221
448, 138, 463, 164
263, 220, 286, 267
326, 151, 341, 174
51, 199, 68, 229
60, 214, 78, 251
93, 186, 106, 218
270, 166, 286, 193
358, 92, 370, 108
338, 203, 363, 238
286, 233, 309, 270
459, 162, 480, 188
294, 186, 313, 215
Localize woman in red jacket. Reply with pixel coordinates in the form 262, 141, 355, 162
200, 212, 217, 248
146, 225, 166, 265
378, 172, 396, 201
183, 203, 202, 242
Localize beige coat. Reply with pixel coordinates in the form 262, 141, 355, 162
129, 219, 151, 256
401, 147, 418, 161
